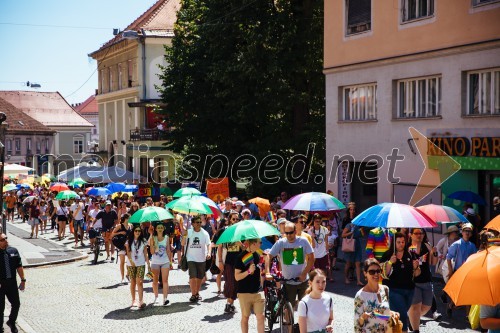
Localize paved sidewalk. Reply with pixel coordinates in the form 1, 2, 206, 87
4, 219, 87, 267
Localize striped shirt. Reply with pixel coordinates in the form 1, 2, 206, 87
365, 228, 396, 260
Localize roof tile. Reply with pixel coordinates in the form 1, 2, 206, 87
0, 97, 55, 134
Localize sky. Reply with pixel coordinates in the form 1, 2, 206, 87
0, 0, 159, 105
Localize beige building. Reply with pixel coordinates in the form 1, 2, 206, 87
324, 0, 500, 220
0, 91, 93, 175
74, 94, 99, 145
89, 0, 180, 182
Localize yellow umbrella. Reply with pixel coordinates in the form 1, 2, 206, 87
443, 246, 500, 306
112, 192, 133, 199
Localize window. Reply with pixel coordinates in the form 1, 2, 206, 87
45, 138, 50, 153
473, 0, 500, 6
26, 138, 32, 154
109, 67, 113, 92
118, 64, 123, 89
397, 76, 441, 118
128, 60, 133, 87
343, 84, 377, 121
402, 0, 434, 22
36, 140, 41, 154
6, 139, 12, 154
467, 68, 500, 115
73, 136, 84, 154
14, 138, 21, 154
346, 0, 371, 35
100, 69, 105, 94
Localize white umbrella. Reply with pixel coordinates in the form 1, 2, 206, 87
22, 196, 38, 204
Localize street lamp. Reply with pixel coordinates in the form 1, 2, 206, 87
0, 112, 8, 233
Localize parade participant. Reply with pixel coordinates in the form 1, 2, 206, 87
39, 200, 48, 234
95, 201, 118, 261
0, 233, 25, 333
435, 225, 459, 278
235, 238, 265, 333
480, 304, 500, 333
365, 227, 396, 261
342, 219, 364, 286
70, 197, 85, 247
28, 198, 40, 239
266, 222, 314, 308
381, 232, 420, 333
125, 226, 149, 309
219, 211, 242, 313
88, 201, 102, 252
5, 192, 16, 222
182, 216, 212, 303
326, 225, 336, 281
354, 258, 398, 333
111, 213, 131, 283
171, 210, 183, 266
47, 200, 56, 232
445, 223, 477, 318
56, 201, 69, 241
308, 214, 329, 275
212, 218, 227, 295
148, 222, 171, 306
298, 269, 334, 333
326, 212, 340, 271
408, 228, 437, 332
295, 215, 314, 247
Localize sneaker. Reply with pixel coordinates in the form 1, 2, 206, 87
224, 303, 231, 313
433, 311, 442, 321
189, 295, 198, 303
153, 297, 159, 305
230, 304, 236, 313
163, 300, 170, 306
196, 294, 202, 301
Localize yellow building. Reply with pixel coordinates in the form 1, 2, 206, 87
89, 0, 180, 182
324, 0, 500, 219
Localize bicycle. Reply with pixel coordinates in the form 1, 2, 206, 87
264, 274, 298, 333
92, 228, 105, 265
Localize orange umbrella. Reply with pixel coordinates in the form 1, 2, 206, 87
484, 215, 500, 233
443, 245, 500, 306
249, 197, 271, 217
50, 182, 69, 192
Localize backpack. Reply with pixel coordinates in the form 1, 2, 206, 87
112, 232, 128, 251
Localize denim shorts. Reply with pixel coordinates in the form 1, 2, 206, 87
73, 219, 85, 229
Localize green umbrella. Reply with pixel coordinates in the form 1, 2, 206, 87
55, 190, 80, 200
129, 207, 174, 224
216, 220, 281, 244
166, 196, 212, 215
173, 187, 201, 198
68, 177, 86, 188
3, 184, 17, 191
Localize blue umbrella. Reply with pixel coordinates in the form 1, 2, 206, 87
124, 184, 138, 192
16, 184, 31, 189
105, 182, 126, 194
87, 187, 112, 197
352, 203, 437, 229
281, 192, 346, 211
448, 191, 486, 205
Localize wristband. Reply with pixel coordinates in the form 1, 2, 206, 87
387, 261, 393, 266
21, 279, 26, 282
247, 269, 251, 275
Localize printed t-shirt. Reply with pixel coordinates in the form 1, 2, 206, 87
186, 228, 211, 263
309, 226, 328, 258
269, 236, 314, 285
235, 251, 260, 293
151, 237, 169, 265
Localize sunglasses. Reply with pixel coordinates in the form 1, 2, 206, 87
230, 218, 238, 221
284, 230, 295, 235
367, 269, 381, 275
412, 233, 423, 235
192, 221, 201, 224
134, 230, 141, 233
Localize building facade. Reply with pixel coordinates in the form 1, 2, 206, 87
74, 94, 99, 147
89, 0, 180, 183
0, 91, 94, 175
0, 97, 55, 175
324, 0, 500, 220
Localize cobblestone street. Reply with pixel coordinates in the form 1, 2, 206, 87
17, 255, 476, 333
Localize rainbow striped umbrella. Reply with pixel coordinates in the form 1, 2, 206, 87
352, 203, 437, 229
416, 204, 468, 224
281, 192, 346, 211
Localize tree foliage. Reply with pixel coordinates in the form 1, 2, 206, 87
158, 0, 325, 196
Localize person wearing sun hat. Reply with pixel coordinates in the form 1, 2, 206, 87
435, 225, 459, 277
445, 222, 477, 318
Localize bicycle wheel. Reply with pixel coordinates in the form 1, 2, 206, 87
93, 239, 100, 264
280, 301, 293, 333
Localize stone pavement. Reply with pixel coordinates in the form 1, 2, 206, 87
1, 219, 477, 333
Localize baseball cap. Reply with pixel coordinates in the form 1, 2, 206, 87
277, 218, 287, 225
466, 208, 475, 215
462, 223, 473, 231
105, 200, 112, 206
235, 200, 244, 206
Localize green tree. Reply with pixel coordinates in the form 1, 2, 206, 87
158, 0, 325, 197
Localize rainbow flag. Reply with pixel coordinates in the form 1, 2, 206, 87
267, 211, 276, 222
374, 313, 390, 321
409, 245, 417, 253
242, 252, 254, 266
255, 248, 263, 256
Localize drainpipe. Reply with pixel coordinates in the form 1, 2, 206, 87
140, 29, 146, 100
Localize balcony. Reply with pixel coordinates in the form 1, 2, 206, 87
129, 128, 168, 141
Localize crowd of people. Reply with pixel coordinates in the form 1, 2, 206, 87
2, 184, 500, 333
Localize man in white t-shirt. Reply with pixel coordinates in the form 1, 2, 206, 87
70, 198, 85, 247
182, 216, 212, 303
88, 201, 102, 252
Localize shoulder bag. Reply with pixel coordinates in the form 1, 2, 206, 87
180, 236, 190, 272
342, 231, 355, 253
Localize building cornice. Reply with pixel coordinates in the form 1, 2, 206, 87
324, 39, 500, 74
95, 87, 140, 103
